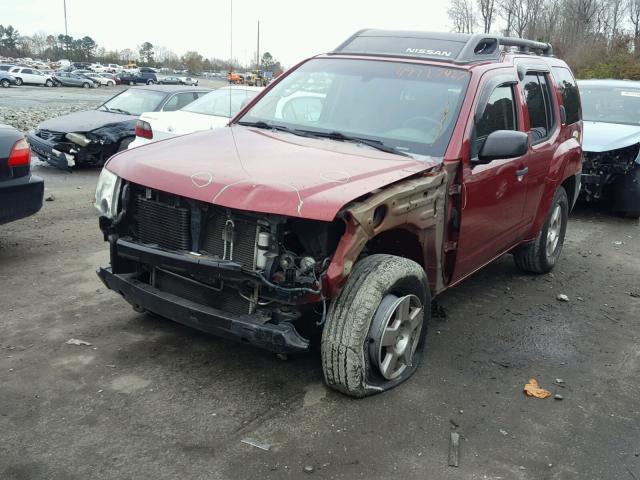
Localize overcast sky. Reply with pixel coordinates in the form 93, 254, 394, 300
2, 0, 452, 66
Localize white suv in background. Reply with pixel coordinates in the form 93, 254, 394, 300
9, 67, 55, 87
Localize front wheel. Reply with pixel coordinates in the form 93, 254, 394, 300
514, 186, 568, 273
82, 82, 90, 88
107, 81, 114, 87
0, 79, 10, 88
45, 79, 54, 87
321, 254, 430, 397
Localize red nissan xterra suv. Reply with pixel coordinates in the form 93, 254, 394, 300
95, 31, 582, 397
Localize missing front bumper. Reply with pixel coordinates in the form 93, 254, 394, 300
96, 267, 310, 354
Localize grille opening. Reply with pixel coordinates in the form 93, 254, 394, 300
153, 267, 252, 315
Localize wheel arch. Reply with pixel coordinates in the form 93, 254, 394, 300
324, 170, 449, 298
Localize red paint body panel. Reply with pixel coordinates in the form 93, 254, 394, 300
445, 56, 582, 284
106, 126, 437, 222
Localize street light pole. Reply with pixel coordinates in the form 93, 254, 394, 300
63, 0, 68, 37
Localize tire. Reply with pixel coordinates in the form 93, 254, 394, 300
0, 79, 10, 88
82, 82, 90, 88
107, 81, 114, 87
129, 81, 135, 86
45, 79, 53, 87
117, 137, 135, 152
321, 254, 430, 397
146, 80, 154, 85
514, 186, 568, 273
15, 77, 23, 86
611, 166, 640, 219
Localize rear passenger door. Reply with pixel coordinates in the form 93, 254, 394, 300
519, 70, 558, 223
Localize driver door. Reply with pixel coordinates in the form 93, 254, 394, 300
452, 77, 530, 282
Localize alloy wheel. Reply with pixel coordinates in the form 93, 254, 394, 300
546, 203, 562, 257
369, 294, 424, 380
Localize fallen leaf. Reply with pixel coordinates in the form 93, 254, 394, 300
524, 378, 552, 399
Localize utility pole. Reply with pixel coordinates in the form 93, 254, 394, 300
63, 0, 69, 54
63, 0, 68, 37
257, 20, 260, 70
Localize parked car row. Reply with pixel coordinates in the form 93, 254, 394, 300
0, 63, 124, 88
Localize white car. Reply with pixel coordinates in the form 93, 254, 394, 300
9, 67, 55, 87
129, 86, 262, 148
88, 73, 116, 86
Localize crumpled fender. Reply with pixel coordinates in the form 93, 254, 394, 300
323, 170, 448, 297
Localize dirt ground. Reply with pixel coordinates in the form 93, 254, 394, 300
1, 88, 639, 480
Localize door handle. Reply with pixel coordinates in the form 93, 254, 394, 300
516, 166, 529, 179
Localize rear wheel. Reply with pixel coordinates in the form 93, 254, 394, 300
146, 80, 154, 85
0, 79, 10, 88
321, 254, 430, 397
117, 137, 135, 152
514, 186, 568, 273
15, 77, 23, 86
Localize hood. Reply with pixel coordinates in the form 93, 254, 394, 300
583, 121, 640, 153
140, 110, 228, 136
37, 110, 135, 134
106, 126, 438, 221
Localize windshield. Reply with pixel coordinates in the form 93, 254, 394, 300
100, 89, 165, 116
580, 85, 640, 126
183, 88, 259, 117
236, 58, 470, 158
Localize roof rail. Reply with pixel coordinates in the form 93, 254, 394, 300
330, 30, 554, 64
499, 36, 553, 56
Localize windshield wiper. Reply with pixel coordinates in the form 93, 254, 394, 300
109, 108, 132, 115
298, 130, 411, 157
237, 120, 312, 137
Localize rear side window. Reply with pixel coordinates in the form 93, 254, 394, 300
523, 72, 555, 142
552, 67, 580, 124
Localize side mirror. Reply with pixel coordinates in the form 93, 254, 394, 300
476, 130, 529, 164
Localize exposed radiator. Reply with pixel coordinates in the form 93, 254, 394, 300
134, 196, 191, 251
203, 213, 259, 268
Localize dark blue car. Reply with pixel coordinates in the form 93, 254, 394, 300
0, 124, 44, 225
117, 70, 157, 85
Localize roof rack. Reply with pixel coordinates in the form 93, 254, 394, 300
330, 30, 553, 64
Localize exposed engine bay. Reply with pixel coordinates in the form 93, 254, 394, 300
105, 182, 345, 326
581, 143, 640, 201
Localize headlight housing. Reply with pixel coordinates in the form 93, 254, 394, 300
94, 168, 121, 218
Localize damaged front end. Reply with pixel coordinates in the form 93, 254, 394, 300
581, 143, 640, 201
95, 166, 449, 354
97, 180, 347, 353
27, 121, 134, 169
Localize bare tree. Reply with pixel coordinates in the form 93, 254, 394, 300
448, 0, 478, 33
629, 0, 640, 52
609, 0, 625, 41
478, 0, 497, 32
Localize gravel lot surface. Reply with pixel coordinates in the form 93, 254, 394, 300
0, 87, 639, 480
